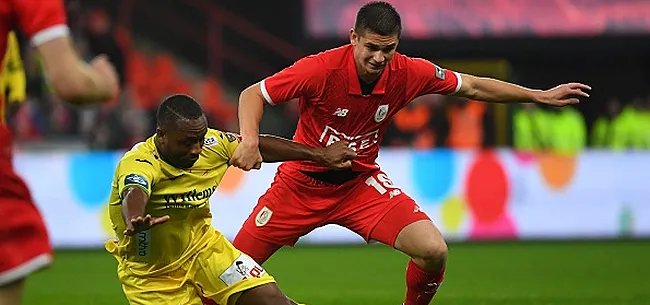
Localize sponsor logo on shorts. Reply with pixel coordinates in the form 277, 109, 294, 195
124, 174, 149, 189
255, 206, 273, 227
136, 230, 150, 257
413, 204, 423, 213
389, 189, 402, 199
219, 254, 266, 286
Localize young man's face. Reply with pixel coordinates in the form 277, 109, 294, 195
156, 116, 208, 169
350, 29, 399, 79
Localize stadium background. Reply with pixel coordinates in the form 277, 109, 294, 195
5, 0, 650, 304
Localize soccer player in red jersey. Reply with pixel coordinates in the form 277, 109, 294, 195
233, 2, 590, 305
0, 0, 118, 303
230, 1, 591, 304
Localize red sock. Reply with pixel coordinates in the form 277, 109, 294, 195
404, 260, 445, 305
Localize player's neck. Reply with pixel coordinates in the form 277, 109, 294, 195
154, 136, 174, 167
358, 72, 380, 85
355, 60, 382, 84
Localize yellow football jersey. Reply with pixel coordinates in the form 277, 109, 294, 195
107, 128, 240, 276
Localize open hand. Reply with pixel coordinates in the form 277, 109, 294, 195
319, 141, 358, 170
537, 83, 591, 107
124, 214, 170, 236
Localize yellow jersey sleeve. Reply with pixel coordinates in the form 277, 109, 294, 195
2, 32, 26, 104
205, 129, 241, 164
116, 152, 159, 197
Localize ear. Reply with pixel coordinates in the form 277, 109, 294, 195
349, 28, 358, 45
156, 127, 165, 139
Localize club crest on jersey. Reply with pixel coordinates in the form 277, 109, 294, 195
255, 206, 273, 227
203, 136, 218, 147
374, 104, 389, 122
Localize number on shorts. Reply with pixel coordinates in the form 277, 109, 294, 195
365, 173, 396, 195
249, 266, 264, 278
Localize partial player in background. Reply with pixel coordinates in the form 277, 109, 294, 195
0, 31, 26, 120
230, 1, 591, 305
106, 94, 354, 305
0, 0, 119, 304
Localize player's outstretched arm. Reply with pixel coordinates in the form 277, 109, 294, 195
255, 136, 357, 170
36, 37, 118, 105
121, 186, 169, 236
453, 73, 591, 107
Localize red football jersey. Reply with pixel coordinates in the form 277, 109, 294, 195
260, 44, 461, 172
0, 0, 68, 161
0, 0, 68, 60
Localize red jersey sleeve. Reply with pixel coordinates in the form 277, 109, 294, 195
260, 55, 325, 105
407, 57, 462, 96
13, 0, 69, 46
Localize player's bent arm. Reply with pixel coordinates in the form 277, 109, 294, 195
36, 36, 114, 104
257, 134, 324, 163
238, 83, 266, 146
121, 186, 149, 226
452, 73, 544, 104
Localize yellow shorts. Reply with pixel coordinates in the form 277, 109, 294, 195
115, 233, 275, 305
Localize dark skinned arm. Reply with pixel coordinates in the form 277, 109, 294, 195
250, 134, 356, 170
257, 134, 325, 163
121, 187, 168, 236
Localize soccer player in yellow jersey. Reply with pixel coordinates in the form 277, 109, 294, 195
106, 94, 356, 305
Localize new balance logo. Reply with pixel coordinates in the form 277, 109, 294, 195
333, 108, 349, 117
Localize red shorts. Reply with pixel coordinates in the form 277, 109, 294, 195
238, 168, 430, 248
0, 165, 52, 287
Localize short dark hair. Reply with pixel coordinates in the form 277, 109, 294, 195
354, 1, 402, 38
156, 94, 204, 129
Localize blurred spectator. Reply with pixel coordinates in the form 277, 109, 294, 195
591, 98, 624, 149
513, 103, 549, 152
386, 95, 433, 147
260, 100, 299, 139
383, 94, 449, 149
85, 8, 125, 87
547, 106, 586, 154
641, 95, 650, 148
614, 98, 649, 150
446, 98, 485, 149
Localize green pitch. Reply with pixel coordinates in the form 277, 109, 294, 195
23, 240, 650, 305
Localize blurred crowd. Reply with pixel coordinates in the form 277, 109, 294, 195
514, 97, 650, 153
4, 4, 650, 152
5, 4, 237, 150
